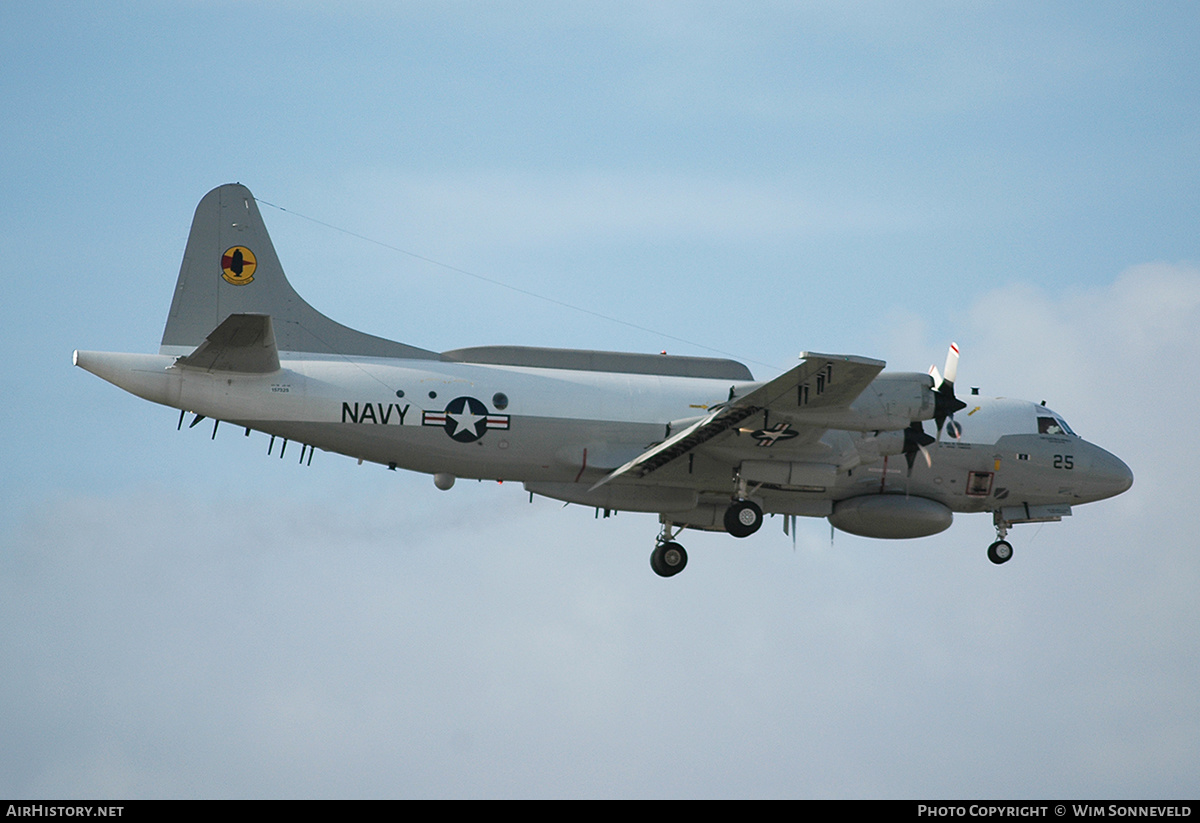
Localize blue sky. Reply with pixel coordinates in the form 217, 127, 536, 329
2, 2, 1199, 798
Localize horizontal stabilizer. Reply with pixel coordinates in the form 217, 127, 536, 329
175, 313, 280, 373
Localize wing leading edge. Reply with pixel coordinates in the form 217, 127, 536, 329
590, 352, 885, 490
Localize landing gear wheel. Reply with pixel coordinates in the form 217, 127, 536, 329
724, 500, 763, 538
651, 542, 688, 577
987, 540, 1013, 565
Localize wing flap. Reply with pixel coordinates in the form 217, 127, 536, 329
174, 313, 281, 373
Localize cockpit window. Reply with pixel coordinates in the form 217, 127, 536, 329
1038, 416, 1075, 436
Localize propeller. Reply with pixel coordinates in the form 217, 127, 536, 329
902, 420, 935, 475
930, 342, 968, 441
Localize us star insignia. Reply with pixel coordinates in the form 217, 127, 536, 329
423, 396, 510, 442
751, 422, 798, 447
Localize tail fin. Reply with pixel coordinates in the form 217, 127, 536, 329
159, 183, 436, 360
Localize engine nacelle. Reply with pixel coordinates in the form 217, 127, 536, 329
851, 429, 908, 465
848, 372, 936, 430
828, 494, 952, 539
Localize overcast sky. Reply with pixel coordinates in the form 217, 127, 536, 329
2, 1, 1198, 798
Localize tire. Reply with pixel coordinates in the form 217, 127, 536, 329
724, 500, 763, 538
651, 542, 688, 577
987, 540, 1013, 565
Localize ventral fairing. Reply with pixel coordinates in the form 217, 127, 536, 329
76, 184, 1133, 576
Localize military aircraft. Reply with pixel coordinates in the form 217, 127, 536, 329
75, 184, 1133, 576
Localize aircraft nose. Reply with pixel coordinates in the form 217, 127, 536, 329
1087, 446, 1134, 501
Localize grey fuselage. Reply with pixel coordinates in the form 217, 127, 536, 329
74, 346, 1132, 531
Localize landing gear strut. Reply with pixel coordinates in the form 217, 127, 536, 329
650, 523, 688, 577
988, 517, 1013, 565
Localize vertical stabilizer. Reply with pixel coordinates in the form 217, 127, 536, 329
160, 184, 436, 359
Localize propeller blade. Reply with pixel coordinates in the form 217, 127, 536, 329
933, 342, 967, 440
943, 342, 959, 388
903, 421, 936, 475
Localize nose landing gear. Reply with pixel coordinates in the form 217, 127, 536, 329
988, 517, 1013, 564
987, 539, 1013, 564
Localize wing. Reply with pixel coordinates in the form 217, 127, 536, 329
590, 352, 885, 490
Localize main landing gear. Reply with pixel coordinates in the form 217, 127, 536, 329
724, 476, 764, 539
650, 539, 688, 577
650, 522, 688, 577
724, 499, 763, 538
650, 496, 765, 578
988, 518, 1013, 565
